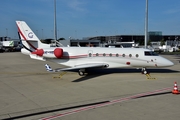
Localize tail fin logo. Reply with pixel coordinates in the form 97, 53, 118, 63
28, 32, 33, 38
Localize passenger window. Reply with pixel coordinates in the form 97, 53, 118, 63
122, 54, 125, 57
96, 53, 99, 56
116, 54, 119, 57
89, 53, 92, 57
136, 54, 139, 58
129, 54, 132, 57
103, 53, 106, 56
109, 53, 112, 57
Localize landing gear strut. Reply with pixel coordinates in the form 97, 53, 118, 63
78, 69, 86, 76
142, 67, 148, 74
142, 67, 156, 79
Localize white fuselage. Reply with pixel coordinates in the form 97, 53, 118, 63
17, 20, 174, 73
23, 47, 173, 68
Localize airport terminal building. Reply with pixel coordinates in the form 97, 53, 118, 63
1, 31, 180, 49
86, 31, 180, 44
69, 31, 180, 48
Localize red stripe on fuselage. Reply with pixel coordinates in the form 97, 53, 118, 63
61, 55, 87, 59
17, 24, 37, 50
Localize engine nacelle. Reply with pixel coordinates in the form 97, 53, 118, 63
54, 48, 63, 58
31, 48, 63, 58
32, 49, 44, 56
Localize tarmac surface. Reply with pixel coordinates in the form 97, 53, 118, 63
0, 52, 180, 120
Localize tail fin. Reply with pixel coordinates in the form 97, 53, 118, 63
16, 21, 50, 52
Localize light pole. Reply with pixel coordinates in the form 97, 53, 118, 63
58, 29, 59, 39
144, 0, 148, 48
6, 28, 8, 36
51, 30, 53, 38
54, 0, 57, 41
36, 30, 38, 37
42, 29, 43, 39
75, 30, 77, 39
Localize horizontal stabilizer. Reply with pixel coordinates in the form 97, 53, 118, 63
30, 54, 46, 61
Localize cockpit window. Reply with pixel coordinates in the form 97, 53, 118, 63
144, 51, 158, 56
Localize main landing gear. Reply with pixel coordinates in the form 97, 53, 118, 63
78, 69, 86, 76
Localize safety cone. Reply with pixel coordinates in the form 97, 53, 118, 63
172, 82, 180, 94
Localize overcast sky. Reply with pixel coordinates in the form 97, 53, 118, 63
0, 0, 180, 39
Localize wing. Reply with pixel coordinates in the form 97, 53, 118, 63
45, 63, 109, 72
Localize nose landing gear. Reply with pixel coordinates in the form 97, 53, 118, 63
142, 67, 148, 74
142, 67, 156, 79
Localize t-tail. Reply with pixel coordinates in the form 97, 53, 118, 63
16, 21, 50, 54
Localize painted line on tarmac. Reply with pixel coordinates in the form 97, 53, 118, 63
0, 72, 49, 75
2, 101, 109, 120
40, 87, 172, 120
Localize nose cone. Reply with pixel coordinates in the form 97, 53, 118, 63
164, 59, 174, 67
158, 57, 174, 67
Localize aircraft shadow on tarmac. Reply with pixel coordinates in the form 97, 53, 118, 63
72, 68, 179, 82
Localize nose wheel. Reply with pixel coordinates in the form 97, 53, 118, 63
142, 67, 148, 74
142, 67, 156, 79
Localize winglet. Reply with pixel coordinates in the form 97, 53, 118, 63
45, 64, 53, 72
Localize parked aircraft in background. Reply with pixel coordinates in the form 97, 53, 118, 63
16, 21, 174, 76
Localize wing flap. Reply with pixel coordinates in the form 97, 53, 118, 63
45, 63, 109, 72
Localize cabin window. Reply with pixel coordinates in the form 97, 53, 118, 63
136, 54, 139, 58
129, 54, 132, 57
116, 54, 119, 57
109, 53, 112, 57
89, 53, 92, 57
122, 54, 125, 57
96, 53, 99, 56
103, 53, 106, 56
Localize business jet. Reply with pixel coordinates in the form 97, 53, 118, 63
16, 21, 174, 76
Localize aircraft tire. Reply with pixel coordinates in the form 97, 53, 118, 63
78, 71, 85, 76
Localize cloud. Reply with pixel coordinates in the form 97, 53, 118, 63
67, 0, 87, 11
164, 8, 180, 14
